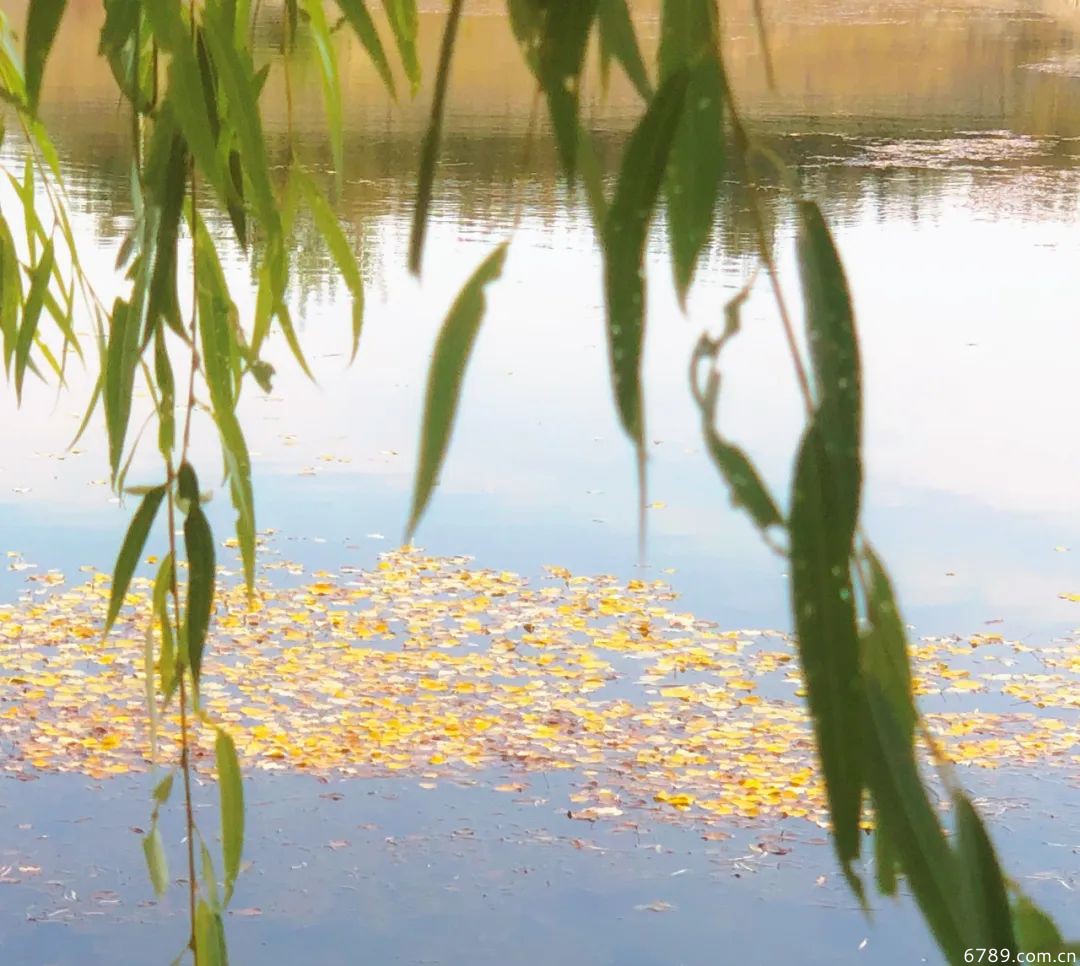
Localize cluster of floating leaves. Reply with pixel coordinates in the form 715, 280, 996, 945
2, 547, 1079, 832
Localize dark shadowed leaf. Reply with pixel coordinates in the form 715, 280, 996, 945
408, 0, 463, 275
954, 793, 1017, 954
106, 484, 167, 634
797, 200, 861, 528
597, 0, 650, 100
659, 0, 725, 302
407, 244, 508, 537
25, 0, 67, 113
788, 422, 863, 890
335, 0, 396, 97
602, 68, 688, 450
216, 728, 244, 904
863, 679, 965, 961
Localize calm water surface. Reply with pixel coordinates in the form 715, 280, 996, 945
3, 1, 1080, 963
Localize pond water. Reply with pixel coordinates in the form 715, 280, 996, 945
3, 0, 1080, 962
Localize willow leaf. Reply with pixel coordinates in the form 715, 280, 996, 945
298, 171, 364, 359
597, 0, 650, 100
106, 484, 167, 635
954, 794, 1017, 954
25, 0, 67, 114
407, 243, 508, 537
142, 822, 169, 897
381, 0, 419, 93
15, 237, 54, 401
789, 422, 863, 890
602, 68, 688, 450
335, 0, 395, 98
178, 463, 215, 686
194, 899, 227, 966
304, 0, 344, 193
408, 0, 464, 275
215, 729, 244, 904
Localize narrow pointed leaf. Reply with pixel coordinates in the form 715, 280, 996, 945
142, 823, 169, 896
106, 484, 167, 634
863, 679, 966, 961
797, 200, 862, 526
602, 68, 688, 449
25, 0, 67, 113
298, 171, 364, 359
194, 899, 227, 966
408, 244, 508, 537
304, 0, 344, 193
408, 0, 463, 275
789, 422, 863, 885
597, 0, 650, 100
954, 794, 1017, 953
14, 237, 53, 400
215, 728, 244, 904
381, 0, 419, 93
178, 463, 215, 685
1014, 898, 1064, 953
335, 0, 395, 98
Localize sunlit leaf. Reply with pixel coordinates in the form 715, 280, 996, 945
105, 484, 167, 635
381, 0, 419, 93
215, 728, 244, 904
334, 0, 396, 98
142, 822, 169, 897
1014, 897, 1064, 953
788, 422, 863, 890
152, 552, 177, 701
304, 0, 344, 193
24, 0, 67, 114
178, 462, 216, 686
602, 68, 688, 450
408, 0, 464, 275
194, 899, 227, 966
103, 296, 140, 477
407, 243, 508, 538
298, 170, 364, 359
954, 793, 1017, 953
0, 214, 22, 374
15, 237, 54, 401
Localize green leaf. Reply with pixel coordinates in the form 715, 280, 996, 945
1014, 898, 1064, 953
142, 2, 227, 204
0, 214, 23, 374
534, 0, 600, 178
954, 793, 1017, 954
194, 899, 228, 966
199, 3, 279, 237
215, 728, 244, 904
104, 296, 141, 477
659, 0, 725, 303
152, 553, 177, 702
153, 771, 175, 805
407, 243, 508, 538
797, 200, 862, 527
298, 171, 364, 360
602, 68, 688, 450
179, 463, 216, 686
304, 0, 344, 194
142, 822, 169, 896
863, 679, 966, 962
334, 0, 395, 98
408, 0, 464, 275
788, 422, 863, 888
194, 217, 255, 589
14, 237, 53, 401
105, 484, 167, 635
597, 0, 650, 100
201, 840, 221, 912
381, 0, 419, 94
24, 0, 67, 114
